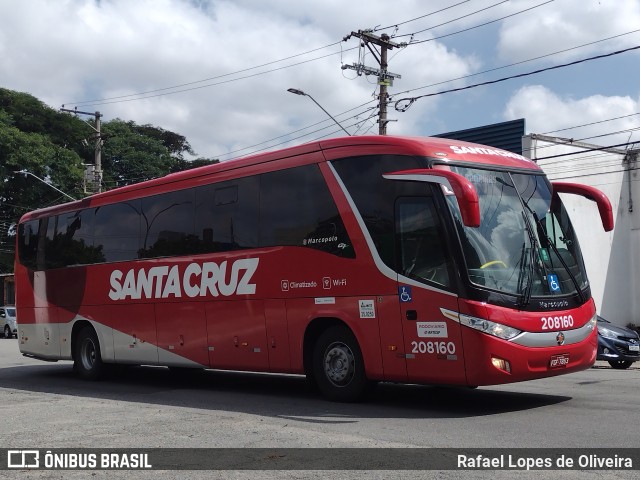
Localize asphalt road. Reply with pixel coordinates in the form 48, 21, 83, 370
0, 337, 638, 479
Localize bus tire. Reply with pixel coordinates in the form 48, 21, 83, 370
74, 326, 104, 380
312, 326, 368, 402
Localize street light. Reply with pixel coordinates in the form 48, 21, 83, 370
287, 88, 351, 136
14, 170, 76, 201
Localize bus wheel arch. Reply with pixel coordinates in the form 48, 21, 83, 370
72, 322, 105, 380
304, 319, 369, 402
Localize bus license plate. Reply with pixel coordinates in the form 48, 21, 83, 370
549, 354, 569, 368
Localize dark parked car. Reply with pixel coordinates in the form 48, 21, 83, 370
597, 316, 640, 369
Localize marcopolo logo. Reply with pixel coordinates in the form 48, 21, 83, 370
108, 258, 259, 301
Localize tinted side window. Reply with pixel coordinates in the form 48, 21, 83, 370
331, 155, 426, 268
44, 215, 63, 269
195, 176, 259, 253
259, 164, 354, 258
140, 189, 196, 258
94, 201, 141, 263
55, 209, 104, 267
396, 197, 451, 288
18, 220, 40, 270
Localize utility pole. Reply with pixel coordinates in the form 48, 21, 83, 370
60, 107, 103, 193
342, 30, 403, 135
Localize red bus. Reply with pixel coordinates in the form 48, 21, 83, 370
15, 135, 613, 401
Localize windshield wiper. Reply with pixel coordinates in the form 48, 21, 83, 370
495, 176, 537, 307
530, 210, 586, 304
517, 210, 536, 308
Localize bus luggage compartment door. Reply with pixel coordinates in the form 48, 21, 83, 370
398, 286, 466, 385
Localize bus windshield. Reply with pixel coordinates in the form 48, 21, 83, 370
447, 166, 588, 303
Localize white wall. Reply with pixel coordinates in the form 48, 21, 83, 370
523, 134, 639, 327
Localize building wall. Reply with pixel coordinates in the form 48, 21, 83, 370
523, 134, 639, 327
1, 274, 15, 305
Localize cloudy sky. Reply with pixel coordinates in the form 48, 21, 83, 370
1, 0, 639, 161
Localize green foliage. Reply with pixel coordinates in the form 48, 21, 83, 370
0, 111, 85, 273
0, 88, 94, 164
170, 157, 219, 173
0, 87, 219, 273
100, 120, 217, 187
129, 122, 195, 159
101, 119, 176, 188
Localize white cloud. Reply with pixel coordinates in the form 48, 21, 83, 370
504, 85, 640, 145
498, 0, 640, 63
0, 0, 481, 159
0, 1, 638, 162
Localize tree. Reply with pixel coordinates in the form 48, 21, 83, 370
129, 122, 195, 160
100, 119, 218, 188
0, 88, 94, 164
100, 119, 176, 188
0, 111, 84, 272
170, 157, 219, 173
0, 88, 219, 272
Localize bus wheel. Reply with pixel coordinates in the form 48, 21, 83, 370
313, 326, 368, 402
74, 326, 104, 380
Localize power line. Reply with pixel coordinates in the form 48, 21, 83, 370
393, 29, 640, 99
220, 106, 378, 160
65, 1, 554, 108
60, 11, 639, 170
532, 141, 638, 162
542, 154, 633, 174
68, 49, 355, 108
394, 45, 640, 112
541, 111, 640, 136
67, 41, 345, 107
66, 2, 497, 107
374, 0, 472, 32
214, 100, 378, 160
407, 0, 554, 44
548, 166, 639, 182
206, 31, 640, 163
397, 0, 513, 39
522, 126, 640, 161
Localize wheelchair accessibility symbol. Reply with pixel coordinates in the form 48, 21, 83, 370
548, 274, 561, 293
399, 286, 413, 303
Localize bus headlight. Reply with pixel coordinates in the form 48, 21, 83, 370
460, 314, 522, 340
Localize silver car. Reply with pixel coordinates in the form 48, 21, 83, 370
0, 307, 17, 339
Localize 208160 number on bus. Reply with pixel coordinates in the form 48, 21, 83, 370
541, 315, 574, 330
411, 341, 456, 355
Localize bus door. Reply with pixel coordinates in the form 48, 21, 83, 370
395, 196, 467, 384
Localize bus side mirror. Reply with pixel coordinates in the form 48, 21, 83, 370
383, 169, 480, 228
552, 182, 614, 232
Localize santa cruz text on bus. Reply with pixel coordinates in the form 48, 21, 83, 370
108, 258, 259, 301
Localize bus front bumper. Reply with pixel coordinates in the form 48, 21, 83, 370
462, 326, 598, 386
